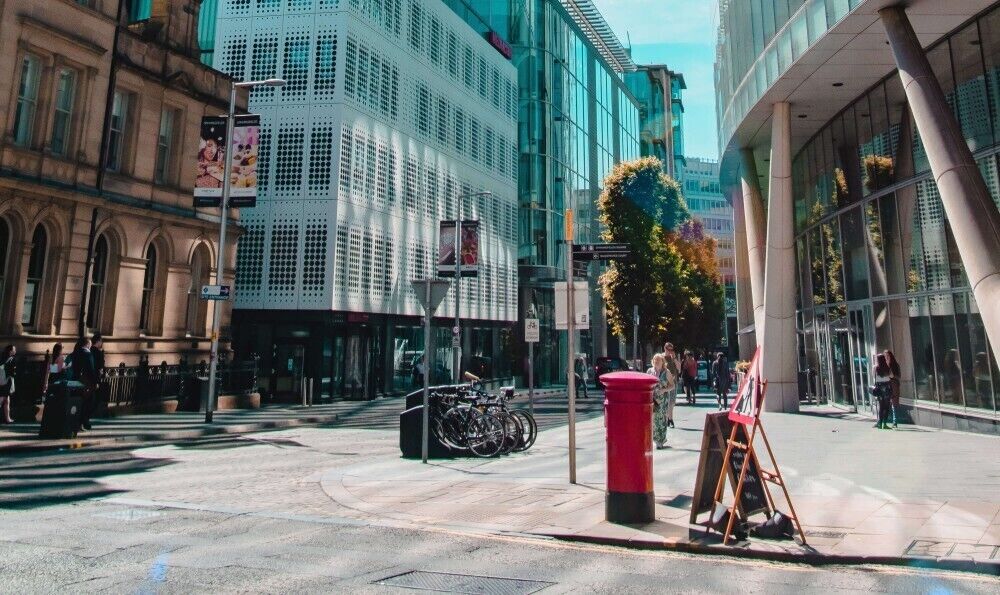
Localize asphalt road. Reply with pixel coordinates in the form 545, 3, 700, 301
0, 394, 995, 593
2, 496, 995, 594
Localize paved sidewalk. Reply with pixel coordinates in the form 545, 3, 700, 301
0, 404, 346, 453
317, 398, 1000, 573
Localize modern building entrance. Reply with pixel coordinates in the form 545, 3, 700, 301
814, 305, 875, 416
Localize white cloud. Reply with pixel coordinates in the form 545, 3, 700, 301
589, 0, 719, 46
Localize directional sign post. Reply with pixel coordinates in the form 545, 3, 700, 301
572, 243, 632, 261
411, 279, 451, 464
525, 317, 540, 415
200, 285, 231, 301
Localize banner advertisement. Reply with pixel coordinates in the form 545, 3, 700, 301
194, 115, 259, 208
437, 220, 480, 278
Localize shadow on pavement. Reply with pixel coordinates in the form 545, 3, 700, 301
0, 445, 175, 510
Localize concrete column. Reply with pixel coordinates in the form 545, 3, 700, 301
761, 102, 800, 413
881, 6, 1000, 360
739, 148, 767, 341
732, 188, 755, 361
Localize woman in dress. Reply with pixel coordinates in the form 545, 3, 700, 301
647, 353, 675, 449
873, 353, 893, 429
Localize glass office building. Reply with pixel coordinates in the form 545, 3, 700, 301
717, 0, 1000, 433
455, 0, 642, 384
625, 66, 686, 180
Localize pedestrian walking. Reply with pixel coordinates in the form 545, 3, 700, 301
681, 351, 698, 405
0, 344, 16, 424
647, 353, 674, 449
872, 353, 893, 429
70, 338, 97, 431
41, 343, 68, 397
663, 342, 679, 428
885, 349, 901, 429
712, 352, 731, 410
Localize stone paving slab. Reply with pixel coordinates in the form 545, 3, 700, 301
313, 399, 1000, 574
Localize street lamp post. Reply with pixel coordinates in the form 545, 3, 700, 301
452, 190, 493, 384
205, 77, 285, 423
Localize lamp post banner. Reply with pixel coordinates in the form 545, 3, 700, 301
195, 116, 227, 203
195, 115, 258, 206
229, 114, 260, 203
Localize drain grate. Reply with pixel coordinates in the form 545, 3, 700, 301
374, 570, 553, 594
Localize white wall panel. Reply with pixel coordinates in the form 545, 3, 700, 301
218, 0, 516, 320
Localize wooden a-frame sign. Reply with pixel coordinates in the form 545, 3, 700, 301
701, 348, 808, 545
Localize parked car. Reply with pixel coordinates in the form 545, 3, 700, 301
594, 357, 633, 386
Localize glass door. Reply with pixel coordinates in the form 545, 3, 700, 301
272, 342, 305, 398
848, 305, 876, 417
828, 310, 854, 408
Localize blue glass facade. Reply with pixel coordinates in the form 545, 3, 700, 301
456, 0, 641, 383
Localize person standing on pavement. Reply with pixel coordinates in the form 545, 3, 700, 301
681, 351, 698, 405
647, 353, 674, 449
41, 343, 67, 398
872, 353, 893, 430
663, 342, 679, 428
712, 352, 731, 410
91, 334, 107, 418
70, 338, 97, 431
0, 344, 16, 424
885, 349, 901, 429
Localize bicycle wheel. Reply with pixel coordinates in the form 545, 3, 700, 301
510, 409, 537, 452
466, 412, 504, 458
494, 410, 522, 455
439, 406, 475, 451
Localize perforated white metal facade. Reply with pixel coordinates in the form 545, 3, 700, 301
215, 0, 518, 322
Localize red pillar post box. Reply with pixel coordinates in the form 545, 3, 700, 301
600, 371, 657, 523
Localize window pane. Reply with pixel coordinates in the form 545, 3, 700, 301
951, 23, 993, 151
22, 226, 47, 326
13, 56, 40, 146
981, 7, 1000, 147
51, 69, 76, 156
155, 110, 174, 184
908, 296, 936, 402
958, 293, 994, 412
107, 92, 129, 171
930, 294, 963, 406
840, 208, 870, 300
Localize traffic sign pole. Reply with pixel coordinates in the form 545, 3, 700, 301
566, 210, 576, 485
525, 315, 539, 416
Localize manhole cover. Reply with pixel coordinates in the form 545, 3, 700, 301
94, 508, 163, 521
375, 570, 553, 594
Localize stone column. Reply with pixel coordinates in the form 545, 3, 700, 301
761, 102, 799, 413
881, 6, 1000, 359
739, 148, 767, 341
732, 188, 755, 361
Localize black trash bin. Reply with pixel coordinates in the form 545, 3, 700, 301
39, 382, 83, 439
181, 376, 210, 412
399, 405, 452, 458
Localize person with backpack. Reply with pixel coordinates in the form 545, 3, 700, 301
0, 344, 16, 423
712, 352, 732, 410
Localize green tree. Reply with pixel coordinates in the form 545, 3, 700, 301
597, 157, 724, 354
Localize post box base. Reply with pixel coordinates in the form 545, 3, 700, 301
606, 491, 655, 524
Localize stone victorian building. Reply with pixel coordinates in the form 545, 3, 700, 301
0, 0, 244, 365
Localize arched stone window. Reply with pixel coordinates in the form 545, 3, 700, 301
0, 218, 9, 313
139, 243, 157, 333
85, 235, 109, 330
186, 243, 211, 336
21, 225, 46, 327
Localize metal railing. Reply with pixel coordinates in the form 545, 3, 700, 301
14, 354, 259, 410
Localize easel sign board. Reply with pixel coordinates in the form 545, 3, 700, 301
730, 347, 763, 426
690, 412, 770, 524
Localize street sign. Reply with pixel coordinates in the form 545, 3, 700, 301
572, 243, 631, 261
200, 285, 231, 300
524, 318, 540, 343
554, 281, 589, 330
411, 279, 450, 314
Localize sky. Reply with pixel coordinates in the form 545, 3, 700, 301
590, 0, 720, 160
